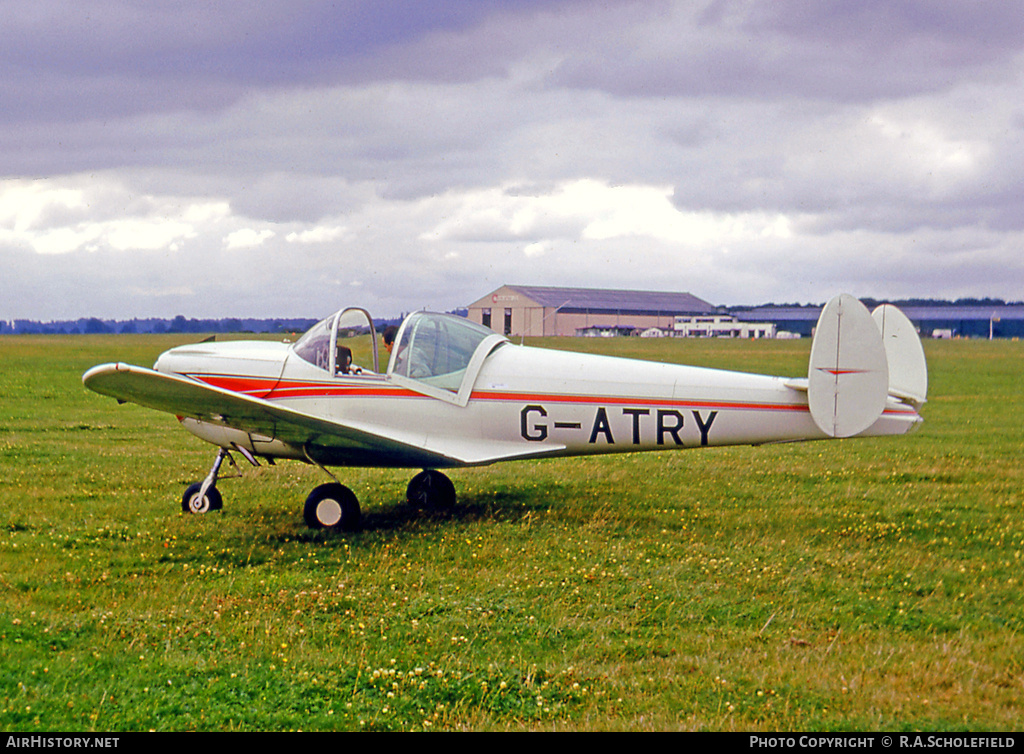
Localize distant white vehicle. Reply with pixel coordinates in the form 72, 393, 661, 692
83, 294, 927, 532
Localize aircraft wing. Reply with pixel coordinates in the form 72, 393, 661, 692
82, 363, 558, 468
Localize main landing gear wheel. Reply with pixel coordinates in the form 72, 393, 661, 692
304, 483, 361, 532
406, 470, 457, 511
182, 482, 223, 514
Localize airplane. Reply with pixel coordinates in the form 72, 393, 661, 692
82, 293, 928, 532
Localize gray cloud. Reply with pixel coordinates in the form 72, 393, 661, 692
3, 0, 1024, 321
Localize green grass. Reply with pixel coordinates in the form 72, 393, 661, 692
1, 334, 1022, 731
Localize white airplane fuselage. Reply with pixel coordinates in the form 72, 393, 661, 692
84, 297, 927, 530
155, 339, 922, 469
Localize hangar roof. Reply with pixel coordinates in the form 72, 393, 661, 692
503, 285, 720, 315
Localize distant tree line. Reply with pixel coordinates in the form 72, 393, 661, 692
0, 316, 319, 336
0, 314, 411, 336
0, 302, 1014, 338
743, 297, 1023, 309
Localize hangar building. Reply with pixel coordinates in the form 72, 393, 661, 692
465, 285, 1024, 339
466, 285, 722, 337
733, 302, 1024, 339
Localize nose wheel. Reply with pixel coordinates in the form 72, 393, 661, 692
182, 482, 223, 513
181, 448, 234, 514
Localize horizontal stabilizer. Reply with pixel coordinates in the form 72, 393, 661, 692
808, 294, 889, 438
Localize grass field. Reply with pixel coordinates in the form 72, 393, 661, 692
1, 333, 1022, 731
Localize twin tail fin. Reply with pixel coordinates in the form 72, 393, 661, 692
807, 294, 927, 438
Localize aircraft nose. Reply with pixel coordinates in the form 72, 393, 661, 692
153, 345, 183, 373
152, 341, 202, 373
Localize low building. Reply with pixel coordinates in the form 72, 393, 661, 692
466, 284, 721, 337
673, 314, 776, 339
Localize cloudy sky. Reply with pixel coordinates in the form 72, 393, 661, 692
3, 0, 1023, 320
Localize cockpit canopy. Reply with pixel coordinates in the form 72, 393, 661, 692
293, 307, 380, 375
391, 312, 500, 387
291, 308, 507, 405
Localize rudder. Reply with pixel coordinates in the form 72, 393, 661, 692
872, 304, 928, 407
807, 294, 889, 438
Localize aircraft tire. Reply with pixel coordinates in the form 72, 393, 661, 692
407, 470, 456, 511
304, 483, 361, 532
182, 482, 223, 514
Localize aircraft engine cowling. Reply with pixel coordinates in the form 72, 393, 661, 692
179, 417, 305, 461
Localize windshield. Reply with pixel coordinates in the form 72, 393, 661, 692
293, 308, 380, 374
293, 316, 333, 371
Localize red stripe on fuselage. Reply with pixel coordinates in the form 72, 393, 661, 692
469, 390, 809, 413
187, 374, 418, 400
191, 374, 278, 398
184, 374, 919, 418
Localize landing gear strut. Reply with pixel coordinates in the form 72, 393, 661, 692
179, 451, 458, 531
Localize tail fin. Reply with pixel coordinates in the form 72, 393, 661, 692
871, 304, 928, 407
808, 294, 889, 438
